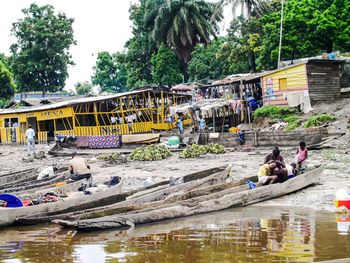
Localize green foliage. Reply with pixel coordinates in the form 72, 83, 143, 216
253, 105, 302, 130
92, 52, 128, 93
283, 115, 301, 131
144, 0, 222, 81
0, 99, 12, 109
0, 61, 16, 99
130, 144, 171, 161
217, 0, 271, 19
253, 105, 297, 119
218, 16, 262, 73
151, 44, 183, 86
74, 81, 93, 95
188, 37, 230, 82
125, 1, 157, 89
257, 0, 350, 70
179, 143, 226, 158
304, 114, 336, 128
0, 53, 11, 68
10, 3, 76, 92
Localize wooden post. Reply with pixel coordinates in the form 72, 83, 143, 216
212, 108, 215, 132
247, 105, 251, 128
240, 79, 244, 100
72, 107, 76, 134
120, 98, 124, 134
93, 103, 100, 135
53, 119, 57, 136
161, 91, 164, 123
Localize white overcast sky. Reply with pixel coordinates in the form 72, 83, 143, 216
0, 1, 232, 92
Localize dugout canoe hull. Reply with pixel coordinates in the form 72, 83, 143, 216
0, 168, 37, 188
0, 180, 126, 227
121, 134, 160, 144
1, 166, 226, 227
54, 165, 324, 232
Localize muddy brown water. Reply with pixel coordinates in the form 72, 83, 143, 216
0, 206, 349, 263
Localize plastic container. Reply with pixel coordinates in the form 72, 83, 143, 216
0, 194, 23, 208
336, 200, 350, 209
168, 136, 180, 146
335, 189, 350, 209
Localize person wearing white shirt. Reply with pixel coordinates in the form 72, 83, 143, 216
37, 166, 58, 180
25, 125, 35, 155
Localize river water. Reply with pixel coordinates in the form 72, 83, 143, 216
0, 206, 349, 263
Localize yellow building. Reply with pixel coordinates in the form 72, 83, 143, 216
0, 89, 191, 144
261, 59, 344, 106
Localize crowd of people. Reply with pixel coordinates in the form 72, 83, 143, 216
258, 142, 308, 185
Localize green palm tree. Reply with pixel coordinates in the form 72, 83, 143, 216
144, 0, 222, 81
218, 0, 269, 19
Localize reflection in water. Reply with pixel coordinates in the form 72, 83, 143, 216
0, 207, 349, 263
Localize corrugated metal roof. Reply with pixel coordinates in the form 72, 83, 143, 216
0, 89, 154, 115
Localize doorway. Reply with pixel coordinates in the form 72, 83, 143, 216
38, 120, 55, 141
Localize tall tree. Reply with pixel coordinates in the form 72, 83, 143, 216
257, 0, 350, 69
0, 53, 11, 68
10, 3, 76, 92
216, 0, 269, 19
144, 0, 222, 81
92, 51, 128, 93
74, 81, 93, 95
125, 0, 157, 89
151, 44, 183, 86
188, 37, 231, 82
0, 61, 16, 99
219, 16, 262, 73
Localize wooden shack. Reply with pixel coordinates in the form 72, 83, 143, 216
0, 89, 191, 144
261, 59, 344, 106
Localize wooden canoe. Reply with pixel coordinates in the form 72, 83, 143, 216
0, 180, 125, 227
54, 165, 324, 231
16, 177, 89, 200
16, 166, 228, 225
0, 168, 37, 187
1, 172, 67, 193
19, 166, 249, 225
2, 166, 226, 227
121, 134, 160, 144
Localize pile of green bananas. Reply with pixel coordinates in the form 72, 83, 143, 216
179, 143, 226, 159
97, 152, 127, 165
206, 143, 226, 154
130, 144, 172, 161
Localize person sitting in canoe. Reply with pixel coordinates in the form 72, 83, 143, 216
69, 151, 92, 181
264, 147, 285, 166
285, 163, 298, 179
264, 147, 287, 182
258, 162, 278, 185
37, 165, 59, 180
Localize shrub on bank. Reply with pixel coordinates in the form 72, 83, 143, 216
253, 105, 297, 120
304, 114, 336, 128
253, 105, 301, 130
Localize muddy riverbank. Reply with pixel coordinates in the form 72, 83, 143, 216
0, 137, 349, 212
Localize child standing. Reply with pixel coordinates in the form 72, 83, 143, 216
295, 141, 308, 172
